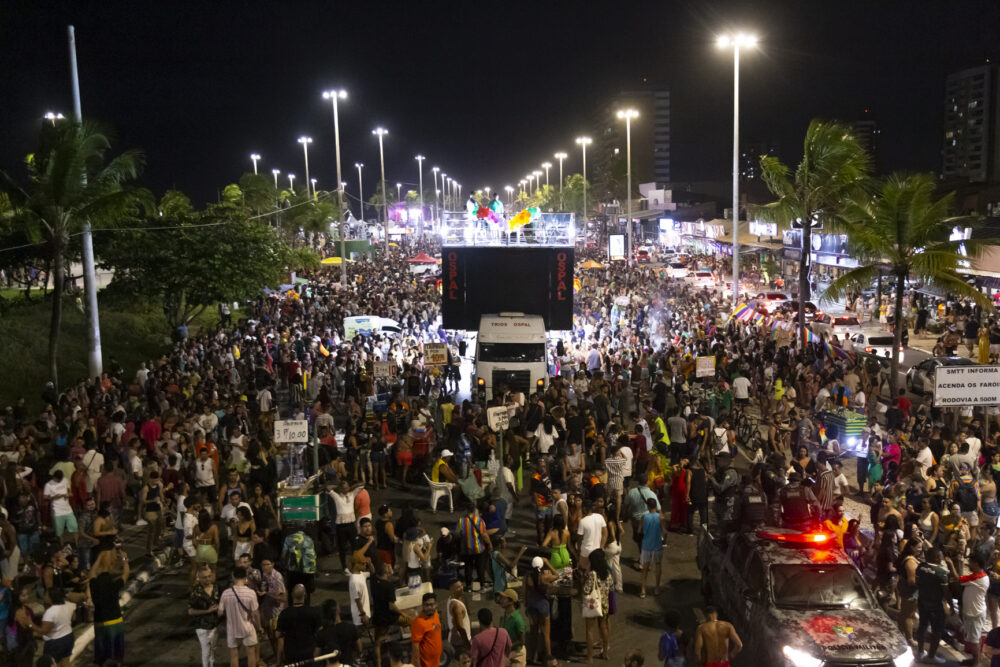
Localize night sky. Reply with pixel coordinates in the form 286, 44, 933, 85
3, 1, 998, 206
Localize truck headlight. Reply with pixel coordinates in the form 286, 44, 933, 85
782, 645, 822, 667
893, 648, 914, 667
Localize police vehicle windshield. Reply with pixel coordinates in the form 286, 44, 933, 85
770, 564, 874, 610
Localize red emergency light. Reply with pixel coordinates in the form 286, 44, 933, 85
756, 529, 832, 545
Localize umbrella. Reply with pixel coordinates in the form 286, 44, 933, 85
405, 252, 438, 264
580, 260, 605, 270
320, 256, 354, 265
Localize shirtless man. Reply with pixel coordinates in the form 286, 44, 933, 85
694, 606, 742, 667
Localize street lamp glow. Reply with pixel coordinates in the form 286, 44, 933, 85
250, 153, 261, 175
504, 185, 514, 205
271, 168, 281, 189
354, 163, 364, 222
322, 89, 347, 100
541, 162, 552, 191
44, 111, 65, 126
415, 155, 426, 235
554, 152, 567, 207
298, 136, 314, 198
287, 173, 296, 192
311, 178, 318, 193
716, 30, 759, 302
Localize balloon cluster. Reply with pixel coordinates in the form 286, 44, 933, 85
508, 209, 531, 231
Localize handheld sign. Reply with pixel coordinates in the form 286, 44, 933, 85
274, 419, 309, 443
487, 406, 509, 431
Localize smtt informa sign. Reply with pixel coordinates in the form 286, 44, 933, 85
933, 365, 1000, 406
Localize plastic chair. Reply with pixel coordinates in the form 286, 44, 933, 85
423, 473, 454, 513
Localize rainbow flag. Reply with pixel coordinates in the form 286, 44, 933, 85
319, 343, 330, 357
729, 304, 751, 322
799, 327, 820, 343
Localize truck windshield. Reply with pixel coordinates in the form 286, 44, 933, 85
478, 342, 546, 363
770, 564, 873, 610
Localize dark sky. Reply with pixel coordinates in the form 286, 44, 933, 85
3, 0, 998, 205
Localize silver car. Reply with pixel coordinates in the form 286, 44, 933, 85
905, 355, 976, 395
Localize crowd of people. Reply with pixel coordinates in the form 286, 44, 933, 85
4, 235, 1000, 667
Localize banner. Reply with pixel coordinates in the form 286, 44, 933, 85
424, 342, 448, 366
696, 356, 716, 378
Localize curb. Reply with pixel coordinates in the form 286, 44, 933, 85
70, 545, 174, 662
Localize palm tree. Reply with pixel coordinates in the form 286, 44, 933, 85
756, 120, 870, 344
2, 122, 149, 385
823, 173, 993, 396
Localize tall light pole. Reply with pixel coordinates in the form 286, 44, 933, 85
44, 111, 65, 126
431, 166, 440, 223
717, 32, 757, 303
519, 179, 526, 196
288, 173, 296, 192
541, 162, 552, 196
271, 168, 280, 189
311, 178, 318, 195
322, 89, 348, 282
250, 153, 261, 175
372, 127, 389, 252
446, 176, 452, 209
617, 108, 639, 263
354, 163, 364, 221
576, 136, 592, 223
396, 182, 402, 204
533, 170, 542, 199
554, 152, 567, 209
415, 155, 425, 235
505, 185, 513, 205
298, 136, 313, 198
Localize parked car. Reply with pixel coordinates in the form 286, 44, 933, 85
691, 269, 716, 288
848, 332, 905, 364
753, 292, 790, 314
906, 355, 976, 396
775, 300, 818, 320
810, 314, 863, 339
635, 245, 654, 263
666, 262, 689, 279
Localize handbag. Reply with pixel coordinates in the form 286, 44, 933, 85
581, 574, 603, 618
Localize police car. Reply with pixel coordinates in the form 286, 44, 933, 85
696, 526, 913, 667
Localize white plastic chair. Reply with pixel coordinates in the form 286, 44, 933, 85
423, 473, 454, 513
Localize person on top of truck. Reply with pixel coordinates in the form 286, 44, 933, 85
732, 474, 768, 532
778, 471, 821, 531
709, 453, 739, 526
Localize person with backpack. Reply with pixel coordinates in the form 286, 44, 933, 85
280, 529, 317, 603
952, 462, 982, 541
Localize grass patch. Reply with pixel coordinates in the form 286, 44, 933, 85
0, 291, 227, 413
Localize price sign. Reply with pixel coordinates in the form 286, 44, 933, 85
487, 406, 509, 431
424, 343, 448, 366
274, 419, 309, 443
374, 361, 394, 379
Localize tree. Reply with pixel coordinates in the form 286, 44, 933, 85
2, 121, 149, 385
824, 173, 993, 395
755, 120, 870, 344
101, 193, 307, 329
561, 173, 592, 219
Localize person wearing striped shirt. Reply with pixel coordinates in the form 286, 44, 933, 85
604, 449, 628, 522
456, 503, 492, 590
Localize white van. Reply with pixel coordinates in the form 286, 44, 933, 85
343, 315, 401, 340
475, 312, 548, 399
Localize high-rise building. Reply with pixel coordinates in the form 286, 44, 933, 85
739, 140, 779, 182
942, 64, 1000, 183
594, 84, 671, 191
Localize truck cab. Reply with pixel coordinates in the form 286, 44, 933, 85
696, 526, 912, 666
474, 312, 548, 399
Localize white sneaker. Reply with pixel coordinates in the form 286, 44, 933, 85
136, 519, 148, 526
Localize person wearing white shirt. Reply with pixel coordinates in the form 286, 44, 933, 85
831, 460, 850, 498
732, 376, 751, 403
915, 442, 934, 478
40, 587, 77, 661
577, 502, 607, 561
44, 470, 77, 543
348, 562, 371, 626
330, 481, 365, 574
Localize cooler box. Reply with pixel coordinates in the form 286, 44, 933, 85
823, 410, 866, 443
279, 494, 324, 522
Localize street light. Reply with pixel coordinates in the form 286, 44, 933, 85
526, 174, 534, 195
415, 155, 425, 235
354, 163, 364, 222
717, 31, 758, 302
576, 136, 592, 223
505, 185, 514, 205
396, 182, 402, 203
311, 178, 318, 195
322, 88, 348, 283
287, 173, 296, 192
541, 162, 552, 193
298, 136, 313, 198
554, 152, 567, 208
250, 153, 261, 175
44, 111, 65, 126
441, 173, 448, 209
533, 170, 542, 198
431, 166, 440, 223
372, 127, 389, 252
617, 108, 639, 263
519, 179, 526, 196
271, 168, 281, 189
